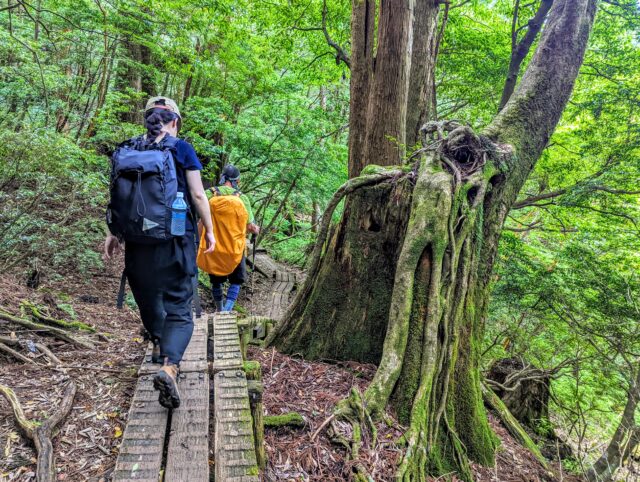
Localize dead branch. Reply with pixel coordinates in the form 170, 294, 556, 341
0, 381, 77, 482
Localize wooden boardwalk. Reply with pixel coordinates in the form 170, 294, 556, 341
113, 311, 260, 482
212, 312, 260, 481
113, 316, 210, 481
268, 270, 296, 321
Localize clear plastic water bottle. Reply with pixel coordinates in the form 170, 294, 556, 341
170, 192, 188, 236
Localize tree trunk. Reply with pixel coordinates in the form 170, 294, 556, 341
348, 0, 376, 178
271, 0, 597, 479
587, 369, 640, 482
117, 39, 154, 124
271, 177, 413, 363
405, 0, 440, 148
362, 0, 414, 168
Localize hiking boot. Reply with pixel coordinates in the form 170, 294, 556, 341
151, 340, 162, 364
153, 362, 181, 409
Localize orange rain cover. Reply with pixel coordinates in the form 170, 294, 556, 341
197, 194, 248, 276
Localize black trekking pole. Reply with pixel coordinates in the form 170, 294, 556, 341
192, 219, 203, 319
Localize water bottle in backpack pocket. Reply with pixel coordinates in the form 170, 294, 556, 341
170, 192, 188, 236
106, 135, 187, 243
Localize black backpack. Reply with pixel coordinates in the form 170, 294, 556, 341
106, 135, 182, 244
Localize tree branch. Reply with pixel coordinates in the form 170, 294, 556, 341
322, 0, 350, 68
486, 0, 598, 184
498, 0, 554, 111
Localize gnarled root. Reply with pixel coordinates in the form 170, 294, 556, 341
324, 388, 377, 480
0, 381, 77, 482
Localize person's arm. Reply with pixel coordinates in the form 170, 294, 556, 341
186, 170, 215, 253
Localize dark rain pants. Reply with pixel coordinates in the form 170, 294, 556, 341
124, 235, 196, 365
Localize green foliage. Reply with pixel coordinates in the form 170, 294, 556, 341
1, 0, 639, 473
0, 128, 108, 275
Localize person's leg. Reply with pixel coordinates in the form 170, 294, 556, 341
160, 248, 194, 366
224, 284, 241, 311
209, 274, 225, 311
125, 243, 164, 362
223, 257, 247, 311
153, 238, 195, 409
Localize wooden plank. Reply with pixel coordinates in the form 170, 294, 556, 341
212, 312, 259, 481
214, 369, 259, 481
268, 270, 296, 320
164, 371, 210, 481
112, 376, 168, 482
115, 314, 211, 482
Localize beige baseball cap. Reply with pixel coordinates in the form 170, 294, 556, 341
145, 96, 181, 119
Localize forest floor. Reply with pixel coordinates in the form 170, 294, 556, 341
0, 248, 583, 481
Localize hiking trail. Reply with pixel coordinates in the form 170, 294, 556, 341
113, 255, 297, 481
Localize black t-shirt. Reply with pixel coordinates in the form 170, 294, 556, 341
170, 139, 203, 234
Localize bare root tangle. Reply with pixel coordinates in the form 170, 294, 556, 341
0, 308, 95, 350
0, 381, 77, 482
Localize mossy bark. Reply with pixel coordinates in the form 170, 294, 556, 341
273, 138, 504, 479
271, 178, 413, 363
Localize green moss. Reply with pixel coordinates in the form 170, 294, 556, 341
264, 412, 305, 428
22, 301, 96, 332
243, 360, 262, 381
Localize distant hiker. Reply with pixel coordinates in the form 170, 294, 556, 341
197, 164, 259, 312
103, 96, 215, 409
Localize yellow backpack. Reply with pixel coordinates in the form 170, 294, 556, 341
197, 187, 248, 276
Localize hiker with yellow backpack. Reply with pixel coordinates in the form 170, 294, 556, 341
197, 165, 259, 312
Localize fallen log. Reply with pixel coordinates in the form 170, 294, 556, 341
0, 381, 77, 482
264, 412, 305, 428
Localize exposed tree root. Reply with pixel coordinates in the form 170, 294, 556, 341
0, 334, 62, 365
0, 341, 38, 365
21, 300, 96, 332
35, 343, 62, 366
482, 383, 550, 470
0, 309, 95, 350
0, 381, 77, 482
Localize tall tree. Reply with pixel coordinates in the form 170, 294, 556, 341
269, 0, 599, 478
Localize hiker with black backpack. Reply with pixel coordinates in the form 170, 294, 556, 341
197, 165, 259, 312
103, 97, 215, 409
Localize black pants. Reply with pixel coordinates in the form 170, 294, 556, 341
125, 236, 196, 365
